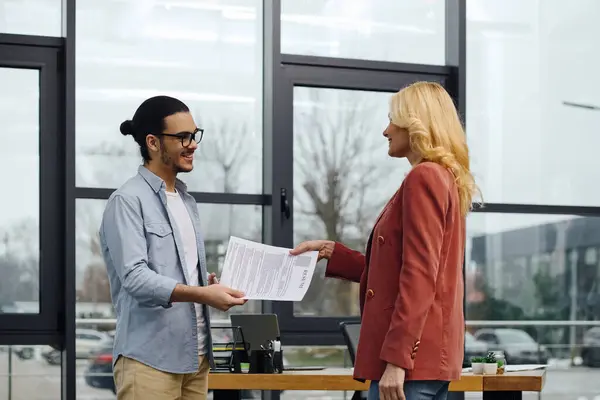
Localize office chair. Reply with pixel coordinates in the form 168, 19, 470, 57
340, 321, 366, 400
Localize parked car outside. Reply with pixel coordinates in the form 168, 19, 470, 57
42, 328, 112, 365
84, 342, 257, 398
474, 328, 550, 365
85, 327, 278, 398
11, 345, 35, 360
581, 327, 600, 367
84, 344, 116, 394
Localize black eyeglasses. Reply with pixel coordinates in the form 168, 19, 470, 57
153, 128, 204, 147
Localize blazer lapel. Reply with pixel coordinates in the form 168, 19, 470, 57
364, 188, 401, 267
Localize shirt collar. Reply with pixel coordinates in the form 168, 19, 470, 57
137, 165, 188, 194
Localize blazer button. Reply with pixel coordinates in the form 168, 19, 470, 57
366, 289, 375, 299
377, 235, 385, 245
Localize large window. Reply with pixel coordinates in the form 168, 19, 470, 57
75, 0, 263, 194
281, 0, 446, 65
467, 0, 600, 206
272, 60, 451, 339
466, 3, 600, 398
9, 0, 565, 398
0, 27, 66, 400
0, 41, 64, 335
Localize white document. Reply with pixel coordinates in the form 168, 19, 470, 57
218, 236, 318, 301
504, 364, 547, 372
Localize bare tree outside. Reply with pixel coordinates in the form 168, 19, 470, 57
293, 87, 408, 316
76, 201, 112, 307
199, 118, 252, 238
76, 141, 137, 187
0, 218, 39, 309
199, 119, 252, 194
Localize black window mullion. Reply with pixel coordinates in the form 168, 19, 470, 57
74, 187, 272, 205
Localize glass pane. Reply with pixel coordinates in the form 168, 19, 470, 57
0, 0, 62, 37
466, 213, 600, 376
0, 346, 61, 400
467, 0, 600, 206
281, 0, 446, 65
75, 0, 263, 193
292, 87, 411, 317
467, 212, 600, 322
0, 68, 39, 314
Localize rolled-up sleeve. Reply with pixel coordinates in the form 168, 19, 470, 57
101, 194, 178, 308
380, 166, 449, 370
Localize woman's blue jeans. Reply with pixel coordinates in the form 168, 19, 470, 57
368, 380, 450, 400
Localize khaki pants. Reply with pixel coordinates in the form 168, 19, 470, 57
113, 355, 209, 400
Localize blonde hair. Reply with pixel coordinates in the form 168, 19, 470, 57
390, 81, 480, 216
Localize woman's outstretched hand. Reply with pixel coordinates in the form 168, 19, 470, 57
289, 240, 335, 261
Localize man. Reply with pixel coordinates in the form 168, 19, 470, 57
99, 95, 246, 400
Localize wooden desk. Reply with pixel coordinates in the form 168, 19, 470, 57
210, 368, 368, 392
209, 368, 546, 400
452, 370, 546, 400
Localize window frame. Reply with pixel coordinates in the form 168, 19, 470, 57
0, 38, 65, 345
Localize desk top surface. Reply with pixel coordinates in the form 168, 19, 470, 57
208, 368, 546, 392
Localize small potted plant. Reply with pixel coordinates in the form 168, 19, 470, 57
470, 356, 485, 374
483, 351, 498, 375
496, 359, 505, 374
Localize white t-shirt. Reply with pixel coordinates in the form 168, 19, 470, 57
166, 190, 207, 355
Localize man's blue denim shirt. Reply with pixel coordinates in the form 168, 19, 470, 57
99, 165, 214, 373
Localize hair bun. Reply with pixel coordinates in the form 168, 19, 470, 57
120, 120, 135, 136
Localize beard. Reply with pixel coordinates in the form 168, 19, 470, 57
160, 148, 191, 174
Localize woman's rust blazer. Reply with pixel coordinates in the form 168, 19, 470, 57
326, 162, 466, 382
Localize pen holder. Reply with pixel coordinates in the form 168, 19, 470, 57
249, 350, 274, 374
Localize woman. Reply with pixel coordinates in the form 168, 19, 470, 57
290, 81, 480, 400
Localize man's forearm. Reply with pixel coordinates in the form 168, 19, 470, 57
169, 283, 205, 303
